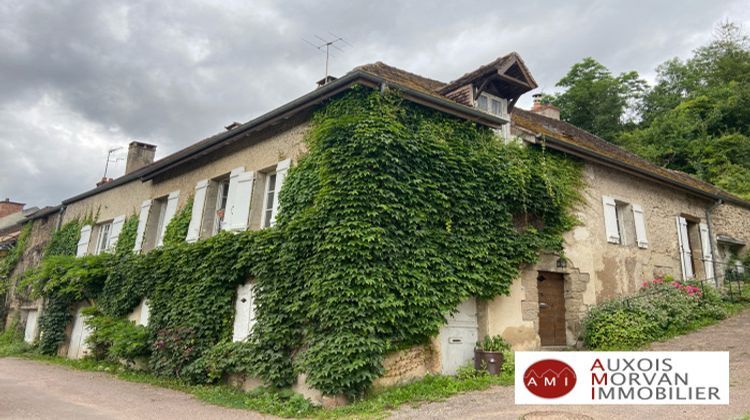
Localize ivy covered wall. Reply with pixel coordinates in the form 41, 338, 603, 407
21, 87, 582, 396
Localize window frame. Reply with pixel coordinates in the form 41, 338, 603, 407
475, 92, 508, 118
213, 178, 230, 235
95, 222, 112, 255
262, 171, 278, 228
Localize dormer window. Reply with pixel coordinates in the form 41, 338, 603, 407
475, 92, 508, 118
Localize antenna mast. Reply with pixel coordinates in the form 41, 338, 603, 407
303, 33, 351, 80
103, 146, 123, 179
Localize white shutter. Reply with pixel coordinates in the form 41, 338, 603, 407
76, 225, 92, 257
602, 196, 620, 244
106, 215, 126, 251
186, 180, 209, 243
139, 299, 150, 326
134, 200, 152, 252
222, 167, 245, 232
226, 171, 254, 231
632, 204, 648, 249
157, 191, 180, 247
699, 223, 715, 281
232, 282, 255, 342
676, 217, 693, 280
270, 158, 291, 227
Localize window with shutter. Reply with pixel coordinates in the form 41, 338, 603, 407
133, 200, 152, 252
699, 223, 715, 281
632, 204, 648, 248
267, 159, 291, 227
156, 191, 180, 247
222, 167, 245, 232
226, 171, 254, 231
602, 196, 621, 244
76, 225, 92, 257
676, 216, 694, 280
107, 215, 126, 251
94, 223, 111, 255
186, 180, 209, 243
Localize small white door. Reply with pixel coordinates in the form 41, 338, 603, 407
23, 310, 39, 344
232, 282, 256, 342
67, 307, 92, 359
439, 298, 478, 375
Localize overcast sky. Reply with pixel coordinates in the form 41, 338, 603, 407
1, 1, 749, 208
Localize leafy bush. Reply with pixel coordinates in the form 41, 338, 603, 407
84, 308, 150, 364
476, 335, 510, 352
582, 276, 728, 349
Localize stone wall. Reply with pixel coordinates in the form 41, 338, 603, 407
372, 344, 438, 388
3, 211, 60, 329
483, 159, 719, 348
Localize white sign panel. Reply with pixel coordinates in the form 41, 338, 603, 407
515, 351, 728, 405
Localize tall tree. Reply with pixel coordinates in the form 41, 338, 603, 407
548, 57, 646, 141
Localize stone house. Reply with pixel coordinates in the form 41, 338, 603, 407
5, 52, 750, 384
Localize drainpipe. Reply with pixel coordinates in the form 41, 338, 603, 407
55, 205, 67, 231
705, 199, 722, 287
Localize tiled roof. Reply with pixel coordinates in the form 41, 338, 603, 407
355, 59, 749, 207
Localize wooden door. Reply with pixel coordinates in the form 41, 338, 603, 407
537, 272, 566, 346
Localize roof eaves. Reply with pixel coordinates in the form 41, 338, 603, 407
535, 133, 747, 205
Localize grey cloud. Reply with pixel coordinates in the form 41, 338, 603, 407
1, 0, 748, 207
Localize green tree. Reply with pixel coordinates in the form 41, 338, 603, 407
623, 21, 750, 199
548, 57, 646, 141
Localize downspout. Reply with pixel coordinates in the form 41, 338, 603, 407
705, 199, 722, 287
55, 205, 67, 231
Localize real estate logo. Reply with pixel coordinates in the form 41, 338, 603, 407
523, 359, 577, 398
515, 351, 729, 405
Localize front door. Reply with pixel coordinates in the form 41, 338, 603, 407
537, 272, 566, 346
23, 310, 38, 344
67, 307, 92, 359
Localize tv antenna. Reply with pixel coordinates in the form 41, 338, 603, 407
103, 146, 124, 179
303, 33, 351, 80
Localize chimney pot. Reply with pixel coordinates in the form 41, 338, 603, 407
0, 198, 24, 218
125, 141, 157, 174
530, 94, 560, 120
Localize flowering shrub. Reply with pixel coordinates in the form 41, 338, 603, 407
582, 275, 727, 350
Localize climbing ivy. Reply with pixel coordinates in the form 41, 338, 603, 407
17, 87, 582, 397
0, 223, 32, 292
114, 215, 139, 255
163, 197, 192, 246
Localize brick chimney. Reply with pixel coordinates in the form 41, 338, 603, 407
531, 93, 560, 120
0, 198, 24, 218
125, 141, 157, 174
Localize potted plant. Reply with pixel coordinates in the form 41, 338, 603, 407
474, 335, 510, 375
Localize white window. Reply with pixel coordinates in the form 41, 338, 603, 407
603, 196, 645, 247
95, 223, 112, 255
76, 225, 93, 257
632, 205, 648, 249
214, 179, 230, 234
186, 180, 209, 243
155, 191, 180, 247
262, 172, 278, 228
475, 93, 508, 118
676, 216, 694, 280
602, 196, 621, 244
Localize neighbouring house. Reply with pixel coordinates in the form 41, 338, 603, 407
0, 200, 49, 341
3, 52, 749, 391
